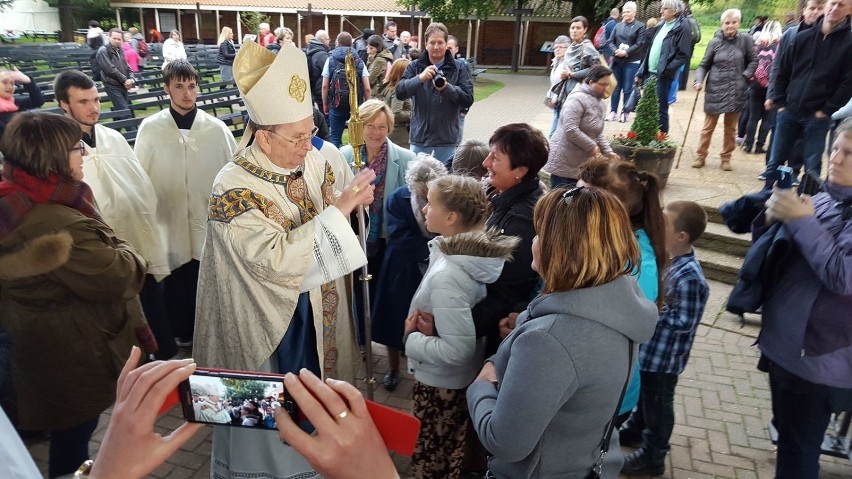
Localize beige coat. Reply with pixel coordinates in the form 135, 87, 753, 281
545, 84, 613, 180
0, 204, 146, 431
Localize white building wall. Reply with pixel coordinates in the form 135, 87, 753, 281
0, 0, 60, 32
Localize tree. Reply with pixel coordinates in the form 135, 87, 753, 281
221, 378, 274, 403
0, 1, 15, 12
241, 11, 270, 38
44, 0, 113, 42
403, 0, 624, 25
405, 0, 616, 70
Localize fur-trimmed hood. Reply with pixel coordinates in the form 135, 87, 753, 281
434, 228, 519, 260
0, 231, 72, 281
430, 229, 520, 285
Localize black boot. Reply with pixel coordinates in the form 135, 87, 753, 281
618, 423, 643, 448
621, 449, 665, 476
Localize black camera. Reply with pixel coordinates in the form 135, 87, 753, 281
433, 69, 446, 88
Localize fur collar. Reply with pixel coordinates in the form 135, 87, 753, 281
0, 231, 72, 281
435, 228, 520, 260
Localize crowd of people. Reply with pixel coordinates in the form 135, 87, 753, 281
0, 2, 850, 479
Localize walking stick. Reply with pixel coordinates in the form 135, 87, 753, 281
675, 86, 701, 169
345, 49, 376, 400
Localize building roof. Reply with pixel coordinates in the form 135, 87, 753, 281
109, 0, 574, 18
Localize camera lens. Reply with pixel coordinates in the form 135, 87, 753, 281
434, 73, 446, 88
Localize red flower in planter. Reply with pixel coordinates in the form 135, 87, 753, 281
627, 131, 637, 140
656, 131, 668, 141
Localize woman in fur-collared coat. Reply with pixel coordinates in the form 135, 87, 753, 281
0, 112, 147, 477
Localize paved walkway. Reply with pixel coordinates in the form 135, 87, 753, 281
25, 72, 849, 478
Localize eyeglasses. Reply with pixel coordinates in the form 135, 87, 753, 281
561, 185, 583, 205
264, 126, 318, 148
68, 140, 86, 155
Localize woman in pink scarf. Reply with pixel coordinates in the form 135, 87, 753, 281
0, 69, 44, 139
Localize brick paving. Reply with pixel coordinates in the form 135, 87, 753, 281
25, 71, 850, 478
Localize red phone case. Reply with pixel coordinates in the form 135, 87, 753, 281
160, 369, 420, 457
365, 399, 421, 457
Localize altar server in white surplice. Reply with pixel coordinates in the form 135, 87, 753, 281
134, 60, 236, 348
193, 42, 376, 478
54, 69, 175, 358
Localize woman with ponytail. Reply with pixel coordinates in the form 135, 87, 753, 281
578, 156, 666, 428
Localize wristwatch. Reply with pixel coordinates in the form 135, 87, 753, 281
75, 459, 94, 477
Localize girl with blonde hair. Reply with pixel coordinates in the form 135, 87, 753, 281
404, 174, 519, 479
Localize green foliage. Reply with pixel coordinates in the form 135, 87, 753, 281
0, 0, 15, 12
221, 378, 273, 403
612, 77, 676, 148
633, 76, 659, 145
403, 0, 579, 24
241, 11, 270, 37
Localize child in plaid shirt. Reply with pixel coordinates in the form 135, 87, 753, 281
621, 200, 710, 476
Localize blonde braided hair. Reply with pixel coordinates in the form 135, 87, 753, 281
427, 175, 489, 229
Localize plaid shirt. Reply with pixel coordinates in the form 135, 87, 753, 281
639, 250, 709, 374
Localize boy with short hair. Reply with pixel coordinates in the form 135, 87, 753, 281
621, 200, 710, 476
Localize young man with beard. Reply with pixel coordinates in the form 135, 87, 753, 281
134, 60, 236, 349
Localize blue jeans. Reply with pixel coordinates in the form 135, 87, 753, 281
411, 144, 457, 168
49, 416, 100, 477
610, 62, 641, 114
550, 174, 577, 189
654, 75, 675, 134
625, 371, 679, 464
766, 109, 832, 176
768, 360, 834, 479
549, 106, 560, 139
668, 66, 684, 104
328, 107, 350, 148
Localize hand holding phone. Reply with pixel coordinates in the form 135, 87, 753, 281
274, 369, 408, 479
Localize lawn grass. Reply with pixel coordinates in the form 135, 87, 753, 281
690, 25, 721, 70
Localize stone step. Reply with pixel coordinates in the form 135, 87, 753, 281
694, 246, 743, 285
695, 220, 752, 257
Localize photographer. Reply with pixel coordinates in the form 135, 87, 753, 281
758, 117, 852, 479
396, 22, 474, 166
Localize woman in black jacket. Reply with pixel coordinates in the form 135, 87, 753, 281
605, 1, 646, 123
216, 27, 236, 83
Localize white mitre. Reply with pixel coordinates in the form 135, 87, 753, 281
233, 41, 312, 126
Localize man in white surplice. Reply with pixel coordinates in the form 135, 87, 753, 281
135, 60, 236, 348
54, 69, 175, 358
193, 41, 376, 478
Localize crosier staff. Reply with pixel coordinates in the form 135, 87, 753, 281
345, 48, 376, 400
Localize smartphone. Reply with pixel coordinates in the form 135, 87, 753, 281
777, 165, 795, 189
174, 368, 422, 456
178, 368, 298, 430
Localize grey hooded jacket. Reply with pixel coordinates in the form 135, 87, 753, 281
467, 275, 657, 478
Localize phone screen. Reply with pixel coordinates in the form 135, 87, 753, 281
178, 369, 298, 430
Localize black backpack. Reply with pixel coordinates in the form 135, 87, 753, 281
327, 54, 365, 110
91, 46, 104, 82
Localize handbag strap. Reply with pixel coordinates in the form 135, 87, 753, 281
590, 339, 634, 476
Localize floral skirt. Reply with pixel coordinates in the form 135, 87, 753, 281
410, 381, 469, 479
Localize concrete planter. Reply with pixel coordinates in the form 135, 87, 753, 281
611, 144, 677, 188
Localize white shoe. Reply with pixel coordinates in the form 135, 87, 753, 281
607, 111, 617, 121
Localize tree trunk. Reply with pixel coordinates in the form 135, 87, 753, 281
58, 2, 75, 42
